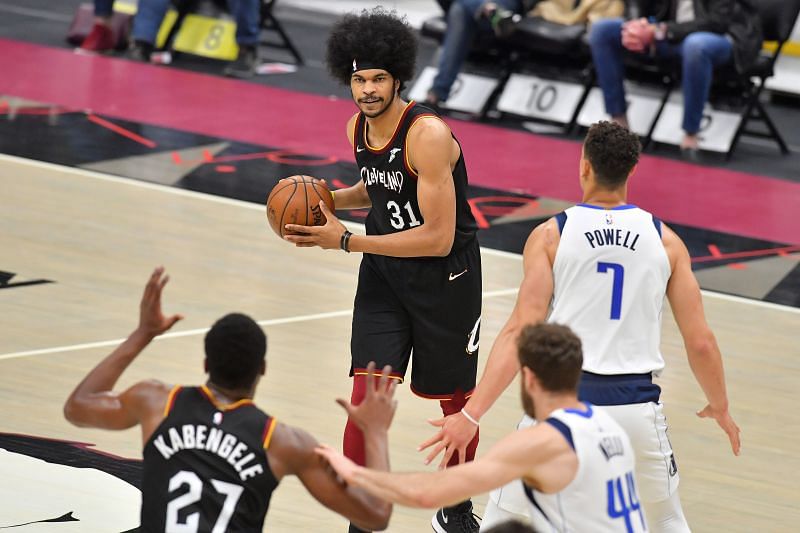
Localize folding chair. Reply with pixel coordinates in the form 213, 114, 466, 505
721, 0, 800, 159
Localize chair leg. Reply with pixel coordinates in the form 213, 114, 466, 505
756, 101, 790, 154
566, 68, 595, 135
725, 85, 760, 160
642, 81, 672, 151
265, 13, 304, 65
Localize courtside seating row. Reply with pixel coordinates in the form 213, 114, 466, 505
420, 0, 800, 158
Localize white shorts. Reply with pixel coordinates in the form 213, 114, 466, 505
487, 403, 679, 516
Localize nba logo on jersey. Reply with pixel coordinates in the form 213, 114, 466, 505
213, 411, 223, 425
605, 212, 614, 225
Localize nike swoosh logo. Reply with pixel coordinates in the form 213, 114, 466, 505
448, 268, 468, 281
356, 146, 365, 152
442, 510, 448, 524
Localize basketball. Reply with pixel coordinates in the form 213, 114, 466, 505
265, 175, 335, 237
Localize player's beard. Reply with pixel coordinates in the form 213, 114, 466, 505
359, 89, 395, 118
521, 381, 535, 418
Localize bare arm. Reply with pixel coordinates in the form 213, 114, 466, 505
663, 225, 741, 455
331, 114, 372, 210
269, 363, 396, 530
285, 117, 458, 257
268, 425, 391, 531
420, 219, 559, 467
318, 422, 576, 508
63, 267, 183, 444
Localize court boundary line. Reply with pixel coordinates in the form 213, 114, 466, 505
2, 153, 798, 317
0, 288, 519, 361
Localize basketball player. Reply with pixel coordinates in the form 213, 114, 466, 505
285, 9, 483, 533
317, 323, 647, 533
420, 121, 741, 532
63, 267, 395, 532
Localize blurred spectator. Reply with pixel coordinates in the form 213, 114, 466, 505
76, 0, 116, 54
130, 0, 262, 78
588, 0, 762, 158
424, 0, 523, 108
492, 0, 624, 38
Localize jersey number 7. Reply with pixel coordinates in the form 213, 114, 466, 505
597, 262, 625, 320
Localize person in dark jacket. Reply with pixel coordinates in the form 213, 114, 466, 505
588, 0, 762, 158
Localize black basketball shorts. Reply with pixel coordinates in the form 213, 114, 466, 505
350, 238, 482, 399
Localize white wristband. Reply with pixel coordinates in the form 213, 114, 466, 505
460, 408, 480, 427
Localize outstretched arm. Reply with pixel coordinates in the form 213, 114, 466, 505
268, 363, 396, 531
663, 226, 740, 455
63, 267, 183, 443
419, 220, 559, 468
318, 422, 575, 508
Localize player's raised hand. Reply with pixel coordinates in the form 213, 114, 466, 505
335, 362, 398, 435
418, 411, 477, 470
697, 404, 741, 456
284, 202, 347, 250
139, 267, 183, 337
315, 444, 360, 485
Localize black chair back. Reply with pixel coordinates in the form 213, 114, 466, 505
755, 0, 800, 43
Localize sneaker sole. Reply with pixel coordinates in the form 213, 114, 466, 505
431, 513, 447, 533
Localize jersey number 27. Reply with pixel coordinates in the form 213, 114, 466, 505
166, 470, 243, 533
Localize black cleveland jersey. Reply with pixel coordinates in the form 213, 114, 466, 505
141, 386, 279, 532
353, 101, 477, 254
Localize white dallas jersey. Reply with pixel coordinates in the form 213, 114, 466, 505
525, 404, 647, 533
549, 205, 670, 375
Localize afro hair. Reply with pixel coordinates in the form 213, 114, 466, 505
326, 7, 418, 91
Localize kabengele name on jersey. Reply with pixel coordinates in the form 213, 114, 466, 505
152, 423, 265, 481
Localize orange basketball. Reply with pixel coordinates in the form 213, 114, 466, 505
265, 175, 334, 238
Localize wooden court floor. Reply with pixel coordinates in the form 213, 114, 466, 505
1, 154, 798, 532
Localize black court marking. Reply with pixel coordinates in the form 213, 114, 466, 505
0, 270, 53, 290
0, 512, 79, 529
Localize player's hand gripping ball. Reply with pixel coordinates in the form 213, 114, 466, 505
265, 175, 334, 237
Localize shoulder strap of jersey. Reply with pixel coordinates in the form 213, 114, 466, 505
403, 112, 447, 177
162, 385, 183, 417
262, 417, 278, 449
353, 113, 365, 157
544, 416, 575, 450
554, 211, 568, 234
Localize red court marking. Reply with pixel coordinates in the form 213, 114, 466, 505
171, 151, 182, 164
467, 199, 491, 229
708, 244, 723, 257
469, 195, 539, 218
0, 39, 798, 245
265, 151, 337, 166
691, 245, 800, 263
215, 165, 236, 173
86, 113, 157, 148
331, 179, 350, 189
727, 263, 747, 270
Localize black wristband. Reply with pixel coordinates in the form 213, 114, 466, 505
340, 230, 352, 253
